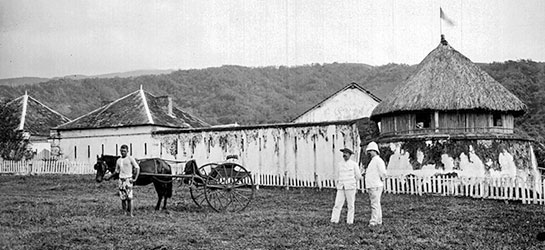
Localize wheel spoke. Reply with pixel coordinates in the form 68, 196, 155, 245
190, 185, 206, 207
204, 163, 255, 212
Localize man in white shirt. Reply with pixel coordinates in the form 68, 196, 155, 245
364, 141, 387, 226
114, 144, 140, 217
330, 147, 362, 225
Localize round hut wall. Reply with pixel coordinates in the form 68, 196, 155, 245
379, 110, 514, 136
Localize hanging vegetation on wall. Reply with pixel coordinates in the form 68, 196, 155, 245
380, 139, 534, 172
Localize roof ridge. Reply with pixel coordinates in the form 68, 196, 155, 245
18, 94, 28, 130
57, 89, 141, 128
26, 95, 71, 122
140, 88, 154, 124
5, 95, 24, 105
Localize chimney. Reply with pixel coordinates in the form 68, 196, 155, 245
157, 96, 173, 116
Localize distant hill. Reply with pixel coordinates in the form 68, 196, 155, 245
0, 77, 50, 86
0, 69, 176, 86
53, 69, 177, 80
92, 69, 176, 78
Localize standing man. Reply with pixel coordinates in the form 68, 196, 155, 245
364, 141, 387, 226
114, 144, 140, 217
330, 147, 362, 225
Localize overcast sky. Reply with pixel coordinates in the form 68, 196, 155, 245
1, 0, 544, 79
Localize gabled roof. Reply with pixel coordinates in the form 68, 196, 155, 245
291, 82, 381, 122
371, 36, 526, 118
5, 92, 71, 137
55, 88, 209, 130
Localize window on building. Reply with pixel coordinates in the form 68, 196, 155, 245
144, 143, 147, 155
116, 144, 118, 156
74, 146, 77, 159
101, 144, 104, 155
493, 114, 503, 127
87, 145, 91, 158
415, 113, 431, 129
130, 143, 133, 156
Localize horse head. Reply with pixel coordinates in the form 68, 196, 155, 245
94, 155, 108, 183
94, 155, 119, 182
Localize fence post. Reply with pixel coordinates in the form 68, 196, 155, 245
418, 176, 423, 196
521, 180, 527, 204
533, 178, 538, 204
284, 171, 289, 190
541, 178, 544, 205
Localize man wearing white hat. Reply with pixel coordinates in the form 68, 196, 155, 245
364, 141, 387, 226
330, 147, 362, 225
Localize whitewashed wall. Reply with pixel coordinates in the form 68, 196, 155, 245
293, 88, 379, 123
380, 140, 540, 182
51, 126, 176, 162
51, 121, 361, 186
153, 122, 361, 184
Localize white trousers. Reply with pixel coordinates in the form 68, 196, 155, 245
330, 188, 356, 224
367, 187, 383, 225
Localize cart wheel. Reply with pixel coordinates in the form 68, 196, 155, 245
204, 163, 255, 212
189, 163, 217, 208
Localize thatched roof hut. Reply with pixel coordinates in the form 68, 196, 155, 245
372, 37, 526, 117
370, 36, 526, 137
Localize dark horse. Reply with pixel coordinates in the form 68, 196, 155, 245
94, 155, 173, 210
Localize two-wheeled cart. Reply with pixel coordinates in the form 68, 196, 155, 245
140, 159, 255, 212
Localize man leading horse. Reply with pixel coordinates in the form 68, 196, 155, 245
115, 144, 140, 217
94, 150, 173, 212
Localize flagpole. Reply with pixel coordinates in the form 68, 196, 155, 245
439, 7, 442, 36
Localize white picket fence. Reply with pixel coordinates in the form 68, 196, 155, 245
254, 174, 545, 205
0, 160, 95, 175
2, 159, 544, 205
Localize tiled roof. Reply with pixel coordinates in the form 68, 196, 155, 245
56, 88, 209, 130
6, 93, 71, 137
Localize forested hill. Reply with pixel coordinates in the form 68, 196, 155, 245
0, 63, 415, 124
0, 61, 543, 145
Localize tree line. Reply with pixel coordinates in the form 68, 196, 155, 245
0, 61, 544, 166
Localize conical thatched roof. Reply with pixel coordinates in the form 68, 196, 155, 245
371, 37, 526, 119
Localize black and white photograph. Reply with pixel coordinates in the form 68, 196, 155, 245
1, 0, 545, 249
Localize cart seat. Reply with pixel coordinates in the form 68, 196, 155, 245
183, 160, 206, 184
209, 163, 251, 181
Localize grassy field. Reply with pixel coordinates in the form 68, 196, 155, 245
1, 175, 545, 250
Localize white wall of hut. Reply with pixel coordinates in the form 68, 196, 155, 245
379, 112, 515, 135
381, 140, 539, 183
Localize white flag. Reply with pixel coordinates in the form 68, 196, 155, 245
440, 8, 455, 26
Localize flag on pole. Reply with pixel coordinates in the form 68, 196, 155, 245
440, 7, 455, 26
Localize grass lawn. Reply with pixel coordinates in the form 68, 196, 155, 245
1, 174, 545, 250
